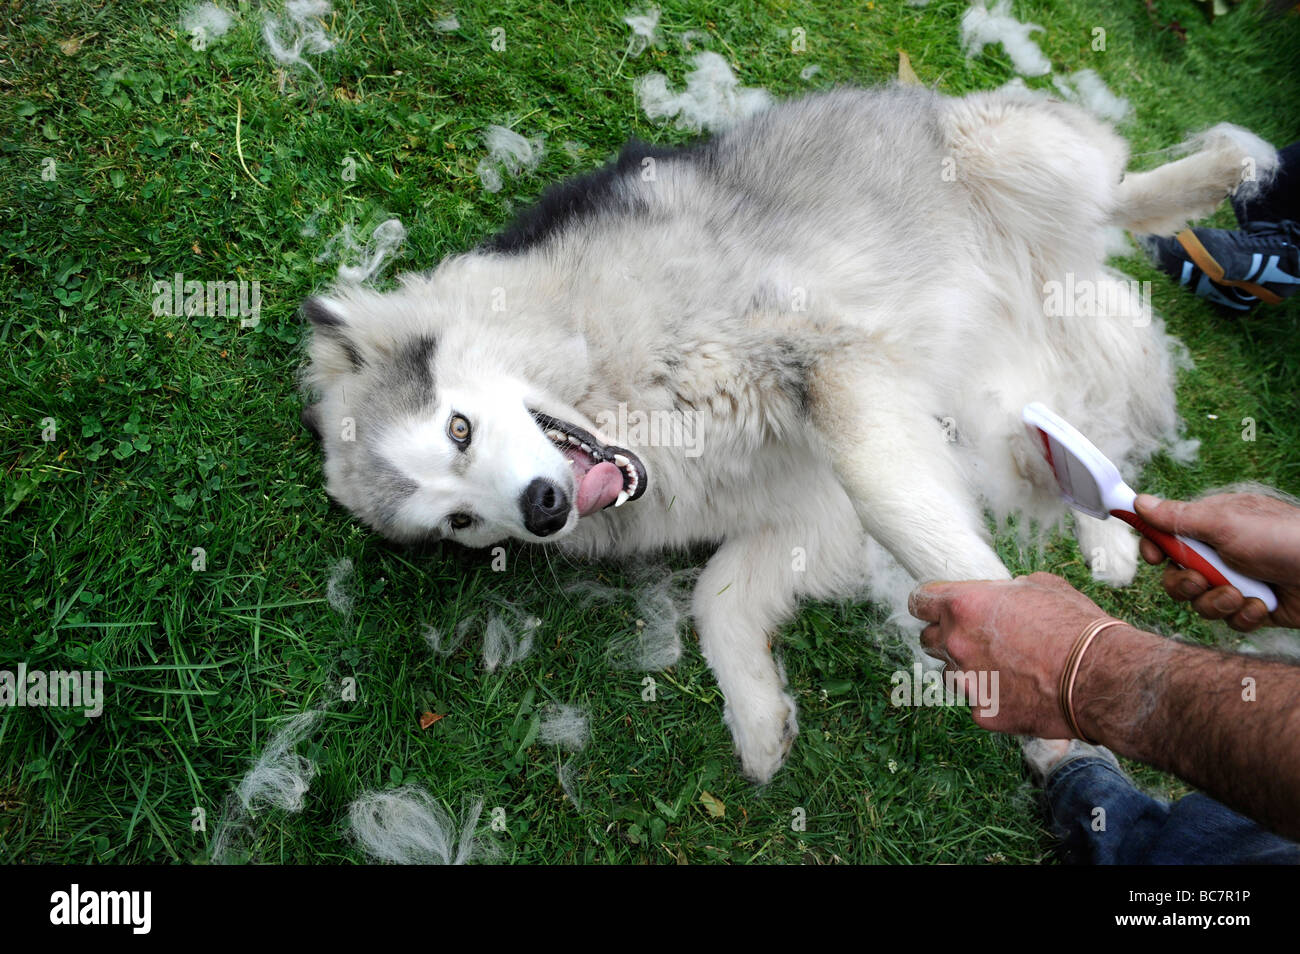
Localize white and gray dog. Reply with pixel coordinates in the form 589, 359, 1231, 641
301, 83, 1275, 782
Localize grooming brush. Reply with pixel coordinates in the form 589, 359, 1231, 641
1022, 402, 1278, 612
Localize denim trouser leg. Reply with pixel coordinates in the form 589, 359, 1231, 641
1044, 756, 1300, 864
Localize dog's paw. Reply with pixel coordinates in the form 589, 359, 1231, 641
727, 690, 799, 785
1074, 515, 1139, 587
1194, 123, 1279, 197
1087, 537, 1139, 587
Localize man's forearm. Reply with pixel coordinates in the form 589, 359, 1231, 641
1074, 625, 1300, 840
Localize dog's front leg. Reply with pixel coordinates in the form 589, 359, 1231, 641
693, 529, 801, 784
808, 355, 1011, 584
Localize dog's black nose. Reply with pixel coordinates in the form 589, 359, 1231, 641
520, 478, 569, 537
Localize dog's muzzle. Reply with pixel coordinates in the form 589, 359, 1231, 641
530, 410, 648, 514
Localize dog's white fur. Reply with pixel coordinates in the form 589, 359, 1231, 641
302, 84, 1275, 782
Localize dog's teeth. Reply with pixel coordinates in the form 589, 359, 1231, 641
613, 454, 629, 466
566, 434, 581, 445
546, 429, 564, 441
614, 490, 629, 508
580, 443, 592, 454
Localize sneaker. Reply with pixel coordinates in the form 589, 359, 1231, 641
1020, 736, 1122, 787
1141, 220, 1300, 310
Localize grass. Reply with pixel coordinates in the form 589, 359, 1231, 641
1, 0, 1297, 864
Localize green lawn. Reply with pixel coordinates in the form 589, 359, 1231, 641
1, 0, 1297, 864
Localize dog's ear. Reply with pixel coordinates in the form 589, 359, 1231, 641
301, 296, 370, 400
303, 296, 366, 370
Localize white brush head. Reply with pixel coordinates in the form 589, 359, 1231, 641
1022, 403, 1126, 518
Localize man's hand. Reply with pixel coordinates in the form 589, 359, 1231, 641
907, 572, 1132, 738
1135, 492, 1300, 631
910, 570, 1300, 839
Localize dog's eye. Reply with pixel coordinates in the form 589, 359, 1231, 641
447, 413, 471, 446
449, 513, 474, 530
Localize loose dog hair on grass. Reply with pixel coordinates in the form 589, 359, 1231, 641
538, 703, 589, 752
348, 788, 492, 865
211, 708, 328, 863
236, 710, 323, 813
564, 565, 697, 671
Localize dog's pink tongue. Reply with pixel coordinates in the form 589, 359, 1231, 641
576, 461, 623, 516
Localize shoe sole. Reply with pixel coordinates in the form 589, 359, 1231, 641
1176, 230, 1283, 305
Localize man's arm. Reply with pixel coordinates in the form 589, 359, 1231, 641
1074, 621, 1300, 840
910, 573, 1300, 840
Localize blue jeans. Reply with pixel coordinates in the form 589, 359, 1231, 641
1044, 756, 1300, 864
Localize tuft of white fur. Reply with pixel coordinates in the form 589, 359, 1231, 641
623, 6, 660, 57
1166, 437, 1201, 465
209, 795, 255, 864
557, 758, 582, 808
635, 51, 772, 132
422, 619, 464, 656
348, 787, 489, 864
481, 609, 539, 671
181, 3, 234, 42
211, 700, 336, 861
326, 557, 354, 616
960, 0, 1050, 77
565, 566, 697, 670
677, 29, 710, 50
433, 14, 459, 33
338, 219, 407, 285
485, 126, 545, 175
477, 126, 545, 192
236, 710, 323, 813
1052, 69, 1130, 124
538, 703, 589, 751
476, 158, 504, 193
422, 608, 538, 668
314, 219, 407, 285
263, 0, 335, 78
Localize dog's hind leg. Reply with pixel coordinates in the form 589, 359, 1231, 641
693, 528, 802, 784
1113, 124, 1278, 236
808, 357, 1011, 585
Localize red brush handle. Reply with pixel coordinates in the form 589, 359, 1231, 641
1111, 510, 1230, 587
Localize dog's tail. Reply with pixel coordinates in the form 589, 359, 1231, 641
1112, 124, 1278, 236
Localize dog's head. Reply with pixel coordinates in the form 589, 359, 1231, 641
299, 260, 646, 546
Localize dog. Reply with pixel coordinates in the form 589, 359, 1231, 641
300, 83, 1276, 782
